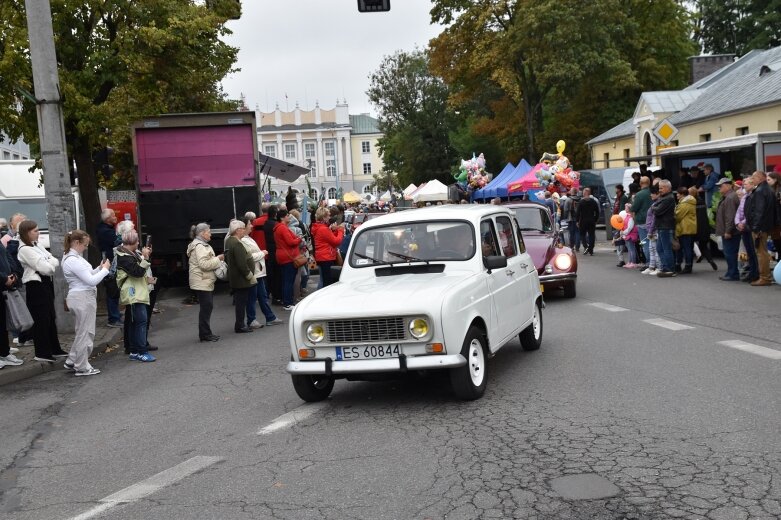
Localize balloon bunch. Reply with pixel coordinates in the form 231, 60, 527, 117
534, 140, 580, 190
454, 153, 489, 189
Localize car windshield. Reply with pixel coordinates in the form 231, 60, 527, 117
512, 207, 552, 233
350, 220, 475, 265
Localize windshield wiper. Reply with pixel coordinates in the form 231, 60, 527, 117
386, 250, 430, 264
353, 252, 392, 265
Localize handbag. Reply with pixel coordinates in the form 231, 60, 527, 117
335, 250, 344, 267
291, 253, 308, 269
672, 237, 681, 251
4, 289, 34, 332
215, 260, 228, 281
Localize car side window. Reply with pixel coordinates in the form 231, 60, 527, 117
540, 209, 552, 232
513, 218, 527, 254
479, 220, 499, 258
495, 216, 517, 257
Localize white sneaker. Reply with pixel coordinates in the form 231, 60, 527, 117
75, 367, 101, 377
12, 337, 19, 345
9, 347, 19, 354
641, 268, 651, 275
282, 305, 296, 311
648, 269, 658, 276
21, 340, 34, 347
248, 320, 264, 329
0, 354, 23, 366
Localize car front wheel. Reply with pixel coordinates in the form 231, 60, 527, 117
519, 299, 543, 351
450, 326, 488, 400
291, 374, 335, 402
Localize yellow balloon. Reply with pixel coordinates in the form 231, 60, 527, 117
556, 140, 566, 154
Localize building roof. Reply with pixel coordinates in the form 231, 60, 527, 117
639, 90, 703, 113
586, 118, 635, 145
349, 114, 381, 135
670, 46, 781, 125
257, 122, 344, 132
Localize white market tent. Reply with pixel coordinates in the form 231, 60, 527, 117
412, 179, 449, 202
402, 183, 418, 199
379, 190, 393, 201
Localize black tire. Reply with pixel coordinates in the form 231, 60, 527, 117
291, 374, 334, 402
519, 299, 543, 351
563, 282, 576, 298
450, 326, 488, 400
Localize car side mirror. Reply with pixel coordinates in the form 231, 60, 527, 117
483, 255, 507, 273
331, 265, 342, 281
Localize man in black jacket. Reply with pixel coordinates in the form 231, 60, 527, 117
576, 188, 600, 255
96, 209, 122, 326
263, 205, 282, 304
652, 180, 677, 277
744, 170, 776, 286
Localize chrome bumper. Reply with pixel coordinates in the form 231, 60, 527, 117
539, 272, 577, 283
286, 354, 467, 375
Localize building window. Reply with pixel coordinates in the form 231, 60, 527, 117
326, 159, 336, 177
270, 190, 278, 199
12, 154, 19, 160
362, 184, 373, 194
361, 141, 370, 154
306, 161, 317, 178
700, 133, 711, 142
264, 144, 276, 158
2, 151, 10, 160
603, 152, 609, 166
736, 126, 749, 136
778, 120, 781, 131
327, 187, 337, 199
309, 188, 318, 200
623, 148, 630, 166
363, 163, 372, 175
284, 143, 296, 160
324, 141, 335, 157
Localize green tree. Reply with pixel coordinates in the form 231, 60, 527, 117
367, 49, 455, 187
0, 0, 239, 246
366, 170, 401, 193
693, 0, 781, 55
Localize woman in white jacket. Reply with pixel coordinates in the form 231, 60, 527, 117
17, 220, 66, 363
61, 230, 111, 376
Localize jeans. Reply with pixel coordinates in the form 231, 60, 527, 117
580, 224, 596, 253
233, 286, 250, 331
721, 234, 741, 279
318, 260, 336, 288
256, 278, 277, 322
676, 235, 695, 268
740, 230, 758, 280
567, 221, 580, 250
196, 290, 214, 338
648, 238, 659, 269
656, 229, 675, 272
637, 225, 649, 264
128, 303, 148, 355
246, 282, 258, 325
281, 263, 297, 306
626, 240, 638, 264
300, 265, 310, 290
106, 295, 122, 324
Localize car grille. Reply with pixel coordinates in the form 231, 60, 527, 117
326, 317, 407, 343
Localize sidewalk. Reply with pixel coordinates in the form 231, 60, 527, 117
0, 321, 123, 387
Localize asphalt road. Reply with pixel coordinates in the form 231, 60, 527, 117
1, 248, 779, 520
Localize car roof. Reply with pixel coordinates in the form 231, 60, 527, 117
357, 204, 513, 230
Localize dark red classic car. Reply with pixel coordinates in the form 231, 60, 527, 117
505, 201, 577, 298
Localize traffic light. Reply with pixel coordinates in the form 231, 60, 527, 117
358, 0, 390, 12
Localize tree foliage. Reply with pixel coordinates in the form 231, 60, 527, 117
692, 0, 781, 55
428, 0, 695, 167
367, 49, 455, 187
0, 0, 239, 246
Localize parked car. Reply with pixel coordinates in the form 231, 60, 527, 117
505, 201, 577, 298
286, 205, 544, 402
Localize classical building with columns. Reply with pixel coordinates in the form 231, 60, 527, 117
257, 100, 384, 201
0, 132, 31, 161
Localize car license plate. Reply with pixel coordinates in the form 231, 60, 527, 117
336, 345, 400, 360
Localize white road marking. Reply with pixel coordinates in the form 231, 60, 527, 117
643, 318, 694, 331
718, 340, 781, 360
589, 302, 628, 312
69, 456, 222, 520
257, 402, 329, 435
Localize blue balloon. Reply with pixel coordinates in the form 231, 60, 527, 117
774, 261, 781, 285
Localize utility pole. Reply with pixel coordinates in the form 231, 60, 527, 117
25, 0, 76, 331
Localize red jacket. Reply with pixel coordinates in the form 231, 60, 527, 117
311, 221, 344, 262
250, 215, 267, 250
274, 223, 302, 264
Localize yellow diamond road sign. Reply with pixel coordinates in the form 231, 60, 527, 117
654, 119, 679, 145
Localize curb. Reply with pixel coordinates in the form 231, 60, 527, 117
0, 327, 123, 387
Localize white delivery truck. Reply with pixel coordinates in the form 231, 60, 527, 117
0, 160, 51, 248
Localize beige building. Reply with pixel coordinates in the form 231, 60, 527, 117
256, 100, 384, 201
587, 48, 781, 170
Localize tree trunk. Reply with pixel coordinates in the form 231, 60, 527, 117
73, 139, 102, 265
524, 94, 536, 162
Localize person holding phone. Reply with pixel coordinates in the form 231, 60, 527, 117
116, 229, 155, 362
61, 230, 111, 376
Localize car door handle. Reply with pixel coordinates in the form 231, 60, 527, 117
506, 270, 515, 276
520, 263, 528, 269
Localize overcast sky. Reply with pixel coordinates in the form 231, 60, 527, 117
220, 0, 443, 117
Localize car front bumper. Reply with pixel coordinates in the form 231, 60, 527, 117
286, 354, 467, 375
539, 272, 577, 284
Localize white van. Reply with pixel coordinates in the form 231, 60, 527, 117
622, 166, 661, 193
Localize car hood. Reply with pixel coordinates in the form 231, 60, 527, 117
523, 233, 556, 270
295, 268, 476, 319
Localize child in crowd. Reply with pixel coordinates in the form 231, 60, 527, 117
642, 185, 660, 275
621, 204, 639, 268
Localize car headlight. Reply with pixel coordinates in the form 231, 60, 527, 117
306, 323, 325, 343
554, 253, 572, 271
409, 318, 429, 339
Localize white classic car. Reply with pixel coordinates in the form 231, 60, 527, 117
286, 205, 544, 401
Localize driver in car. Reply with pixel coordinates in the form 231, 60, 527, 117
438, 226, 474, 259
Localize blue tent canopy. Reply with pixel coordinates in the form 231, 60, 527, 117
495, 159, 532, 197
473, 162, 514, 200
